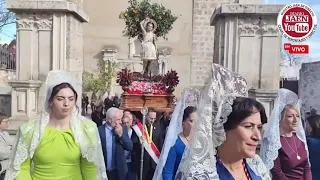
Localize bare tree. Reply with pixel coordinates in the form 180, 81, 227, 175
0, 0, 15, 32
281, 51, 313, 65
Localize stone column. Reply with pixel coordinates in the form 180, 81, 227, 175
102, 48, 118, 98
128, 38, 135, 59
158, 47, 172, 75
6, 0, 89, 131
299, 62, 320, 121
211, 4, 283, 116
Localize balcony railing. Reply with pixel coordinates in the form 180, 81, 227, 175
0, 44, 16, 70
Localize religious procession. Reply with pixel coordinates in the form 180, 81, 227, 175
0, 0, 319, 180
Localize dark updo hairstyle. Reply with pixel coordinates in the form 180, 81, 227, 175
182, 106, 197, 121
48, 83, 79, 110
307, 114, 320, 137
223, 97, 267, 131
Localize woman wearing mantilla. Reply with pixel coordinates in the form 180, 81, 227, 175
5, 71, 107, 180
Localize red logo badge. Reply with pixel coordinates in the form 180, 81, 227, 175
283, 43, 309, 54
277, 3, 317, 42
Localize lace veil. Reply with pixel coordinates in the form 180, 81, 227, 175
259, 88, 309, 171
153, 87, 200, 180
174, 64, 249, 180
5, 70, 107, 180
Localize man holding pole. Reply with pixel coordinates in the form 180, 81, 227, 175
132, 108, 166, 180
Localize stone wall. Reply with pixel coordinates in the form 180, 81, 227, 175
190, 0, 237, 87
299, 61, 320, 120
66, 14, 84, 104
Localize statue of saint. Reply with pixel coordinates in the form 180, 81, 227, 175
140, 17, 158, 74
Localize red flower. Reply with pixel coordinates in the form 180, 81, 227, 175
116, 68, 133, 86
162, 69, 179, 88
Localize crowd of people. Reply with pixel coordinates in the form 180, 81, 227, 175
0, 65, 320, 180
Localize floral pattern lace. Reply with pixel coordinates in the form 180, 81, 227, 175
5, 71, 107, 180
153, 87, 200, 180
174, 64, 270, 180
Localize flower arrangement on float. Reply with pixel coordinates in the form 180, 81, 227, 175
116, 68, 133, 93
162, 69, 179, 93
119, 0, 178, 40
116, 68, 179, 95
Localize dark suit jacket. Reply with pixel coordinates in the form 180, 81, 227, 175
91, 111, 105, 127
132, 119, 166, 176
98, 124, 133, 180
130, 130, 141, 174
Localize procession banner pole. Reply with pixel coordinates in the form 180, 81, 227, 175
140, 107, 148, 180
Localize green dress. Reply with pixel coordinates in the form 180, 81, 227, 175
17, 126, 96, 180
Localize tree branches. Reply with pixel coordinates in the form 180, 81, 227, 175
281, 51, 313, 65
82, 60, 119, 96
0, 0, 15, 32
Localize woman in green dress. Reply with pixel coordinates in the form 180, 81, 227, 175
5, 71, 107, 180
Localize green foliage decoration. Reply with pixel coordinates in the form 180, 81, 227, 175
119, 0, 178, 40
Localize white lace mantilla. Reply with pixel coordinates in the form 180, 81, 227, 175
153, 87, 200, 180
174, 64, 270, 180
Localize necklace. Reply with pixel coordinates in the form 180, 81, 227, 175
283, 135, 301, 160
182, 132, 189, 142
243, 160, 251, 180
220, 159, 248, 180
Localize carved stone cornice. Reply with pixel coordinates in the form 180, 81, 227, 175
259, 17, 278, 35
238, 16, 278, 35
238, 17, 260, 35
102, 48, 118, 62
7, 0, 89, 22
211, 4, 283, 26
16, 13, 35, 30
68, 0, 84, 8
35, 14, 53, 30
16, 13, 53, 30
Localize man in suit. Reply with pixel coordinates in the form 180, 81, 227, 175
132, 108, 166, 180
98, 107, 133, 180
122, 112, 139, 180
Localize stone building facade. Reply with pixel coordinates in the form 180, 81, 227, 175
190, 0, 239, 88
83, 0, 249, 94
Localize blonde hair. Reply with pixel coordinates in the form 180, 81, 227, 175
281, 104, 299, 120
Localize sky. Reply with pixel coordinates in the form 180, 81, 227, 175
0, 23, 15, 43
263, 0, 320, 61
0, 0, 319, 60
